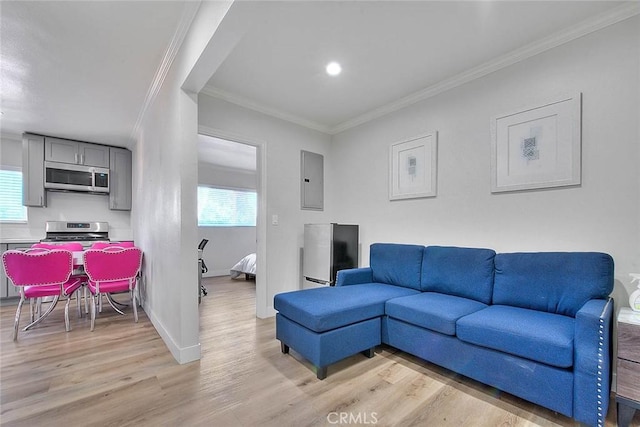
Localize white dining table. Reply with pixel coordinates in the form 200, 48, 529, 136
72, 251, 84, 266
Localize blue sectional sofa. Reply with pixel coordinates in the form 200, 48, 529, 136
274, 243, 614, 427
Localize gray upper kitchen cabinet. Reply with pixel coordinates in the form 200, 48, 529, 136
109, 147, 132, 211
22, 133, 46, 207
45, 137, 110, 168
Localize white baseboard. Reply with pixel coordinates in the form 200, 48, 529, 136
259, 306, 277, 319
204, 269, 231, 277
142, 302, 201, 364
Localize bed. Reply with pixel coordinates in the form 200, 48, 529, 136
230, 253, 256, 280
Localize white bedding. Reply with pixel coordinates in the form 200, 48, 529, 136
230, 253, 256, 279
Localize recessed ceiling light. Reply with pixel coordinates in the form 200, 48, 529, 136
326, 62, 342, 76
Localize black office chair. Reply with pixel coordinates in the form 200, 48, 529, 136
199, 239, 209, 297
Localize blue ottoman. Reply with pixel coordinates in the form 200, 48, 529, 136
274, 283, 419, 379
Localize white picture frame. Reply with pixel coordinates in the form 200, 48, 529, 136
490, 93, 581, 193
389, 132, 437, 200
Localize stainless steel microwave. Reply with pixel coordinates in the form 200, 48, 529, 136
44, 161, 110, 193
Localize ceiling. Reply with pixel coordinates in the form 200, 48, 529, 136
204, 1, 636, 134
1, 1, 637, 166
0, 0, 189, 147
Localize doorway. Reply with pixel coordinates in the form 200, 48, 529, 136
197, 127, 268, 318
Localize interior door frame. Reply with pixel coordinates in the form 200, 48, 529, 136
197, 125, 269, 318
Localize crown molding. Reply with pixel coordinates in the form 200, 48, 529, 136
330, 2, 639, 134
200, 86, 332, 134
200, 2, 638, 136
129, 1, 201, 143
0, 131, 22, 142
198, 124, 267, 147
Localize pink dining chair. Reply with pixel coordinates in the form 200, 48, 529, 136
32, 242, 83, 252
32, 242, 87, 316
83, 247, 142, 331
32, 242, 84, 272
2, 248, 83, 340
88, 242, 136, 315
90, 241, 134, 249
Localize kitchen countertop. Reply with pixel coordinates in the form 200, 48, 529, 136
1, 237, 134, 244
1, 238, 44, 244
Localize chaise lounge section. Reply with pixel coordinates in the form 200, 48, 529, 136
274, 243, 614, 426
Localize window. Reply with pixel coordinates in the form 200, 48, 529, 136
198, 186, 256, 227
0, 169, 27, 222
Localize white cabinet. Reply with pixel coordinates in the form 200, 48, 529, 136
109, 147, 132, 211
22, 133, 47, 207
45, 137, 110, 168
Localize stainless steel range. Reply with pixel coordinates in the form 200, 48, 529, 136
41, 221, 109, 247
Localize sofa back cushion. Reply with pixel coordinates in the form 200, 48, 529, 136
493, 252, 614, 317
370, 243, 424, 290
421, 246, 496, 304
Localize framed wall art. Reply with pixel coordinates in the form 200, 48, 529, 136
490, 92, 581, 193
389, 132, 437, 200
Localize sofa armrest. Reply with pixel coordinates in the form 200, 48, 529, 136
336, 268, 373, 286
573, 297, 614, 427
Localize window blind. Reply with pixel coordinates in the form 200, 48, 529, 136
0, 169, 27, 222
197, 186, 256, 227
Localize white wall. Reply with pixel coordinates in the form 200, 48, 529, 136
198, 95, 333, 315
198, 161, 256, 189
329, 17, 640, 307
198, 162, 257, 276
0, 136, 131, 241
199, 226, 256, 276
132, 1, 234, 364
0, 136, 23, 167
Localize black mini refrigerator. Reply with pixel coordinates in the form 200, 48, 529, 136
303, 223, 359, 288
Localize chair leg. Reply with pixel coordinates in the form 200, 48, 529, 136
13, 296, 25, 341
105, 293, 125, 315
24, 296, 59, 331
84, 286, 89, 315
107, 294, 128, 308
90, 293, 96, 332
64, 297, 72, 332
132, 289, 138, 323
29, 298, 35, 323
76, 289, 82, 318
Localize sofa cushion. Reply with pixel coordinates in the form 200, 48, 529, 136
493, 252, 614, 317
456, 305, 575, 368
274, 283, 419, 333
370, 243, 424, 290
385, 292, 487, 336
421, 246, 496, 303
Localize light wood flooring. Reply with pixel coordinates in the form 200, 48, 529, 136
1, 276, 637, 426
